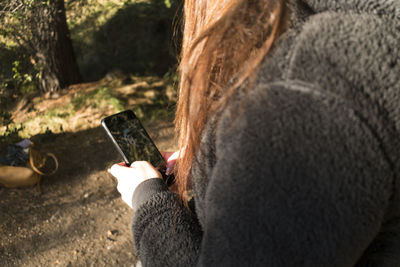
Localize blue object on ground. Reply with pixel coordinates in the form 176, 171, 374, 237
0, 139, 31, 167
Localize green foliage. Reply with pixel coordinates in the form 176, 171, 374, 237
0, 0, 180, 143
11, 60, 38, 94
0, 111, 13, 127
46, 109, 70, 119
133, 102, 175, 122
71, 86, 125, 111
41, 0, 51, 7
38, 84, 126, 120
0, 1, 32, 45
164, 0, 171, 8
132, 90, 176, 122
163, 67, 179, 86
0, 43, 18, 82
0, 82, 127, 140
1, 0, 182, 92
0, 110, 24, 144
0, 124, 25, 144
0, 43, 38, 98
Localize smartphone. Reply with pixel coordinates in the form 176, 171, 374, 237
101, 110, 174, 186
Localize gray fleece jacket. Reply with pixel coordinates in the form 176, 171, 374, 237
131, 0, 400, 266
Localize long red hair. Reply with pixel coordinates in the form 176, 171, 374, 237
175, 0, 290, 201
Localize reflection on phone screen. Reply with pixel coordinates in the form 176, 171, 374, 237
104, 111, 165, 167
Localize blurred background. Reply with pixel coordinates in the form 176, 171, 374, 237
0, 0, 182, 265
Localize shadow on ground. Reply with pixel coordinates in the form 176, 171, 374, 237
75, 0, 183, 81
0, 119, 176, 266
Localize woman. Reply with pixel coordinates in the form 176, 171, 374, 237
109, 0, 400, 266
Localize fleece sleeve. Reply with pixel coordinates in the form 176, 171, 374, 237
197, 81, 394, 266
132, 180, 202, 267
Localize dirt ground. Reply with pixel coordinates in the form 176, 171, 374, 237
0, 113, 177, 266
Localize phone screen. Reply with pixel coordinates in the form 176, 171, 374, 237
101, 110, 165, 168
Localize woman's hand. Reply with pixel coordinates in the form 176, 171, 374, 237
161, 151, 180, 192
108, 161, 162, 208
161, 151, 180, 175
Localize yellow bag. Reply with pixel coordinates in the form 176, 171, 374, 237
0, 165, 40, 188
0, 143, 58, 190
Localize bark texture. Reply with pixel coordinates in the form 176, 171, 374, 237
30, 0, 82, 93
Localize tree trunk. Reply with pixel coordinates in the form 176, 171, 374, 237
31, 0, 81, 93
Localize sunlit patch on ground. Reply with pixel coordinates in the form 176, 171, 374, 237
0, 75, 177, 142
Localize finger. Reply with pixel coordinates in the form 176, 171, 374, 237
161, 151, 175, 162
109, 163, 131, 178
130, 161, 146, 168
165, 151, 179, 173
109, 164, 121, 178
168, 151, 180, 162
132, 161, 163, 178
133, 161, 155, 168
166, 159, 176, 168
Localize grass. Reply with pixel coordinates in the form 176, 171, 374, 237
0, 75, 177, 144
71, 86, 125, 111
132, 96, 175, 121
0, 84, 125, 141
